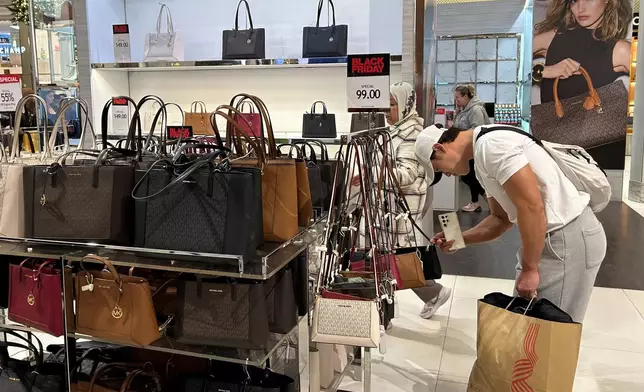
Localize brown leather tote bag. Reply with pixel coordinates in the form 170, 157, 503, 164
530, 66, 628, 149
74, 255, 160, 346
215, 98, 299, 242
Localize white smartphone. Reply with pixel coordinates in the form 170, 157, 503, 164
438, 212, 466, 251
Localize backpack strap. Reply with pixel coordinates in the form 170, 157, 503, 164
475, 125, 543, 147
476, 125, 607, 177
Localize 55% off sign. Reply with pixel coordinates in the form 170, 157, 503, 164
0, 75, 21, 112
346, 54, 390, 112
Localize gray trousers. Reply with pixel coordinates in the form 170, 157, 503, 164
515, 207, 606, 323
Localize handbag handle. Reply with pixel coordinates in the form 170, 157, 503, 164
88, 362, 132, 392
306, 140, 329, 162
48, 99, 78, 156
315, 0, 337, 28
190, 101, 207, 113
293, 141, 318, 163
234, 0, 255, 31
119, 368, 161, 392
172, 143, 231, 164
229, 94, 278, 159
552, 66, 601, 119
134, 95, 167, 154
59, 97, 98, 150
213, 105, 266, 167
310, 101, 328, 116
277, 143, 303, 159
101, 96, 144, 158
145, 102, 185, 153
11, 94, 51, 162
156, 3, 175, 37
239, 100, 255, 113
81, 255, 122, 287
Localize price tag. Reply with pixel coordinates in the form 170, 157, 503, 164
346, 53, 390, 112
112, 24, 131, 63
0, 75, 21, 112
112, 97, 130, 135
166, 125, 193, 140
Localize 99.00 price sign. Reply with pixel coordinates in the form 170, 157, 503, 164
0, 75, 21, 112
346, 53, 390, 112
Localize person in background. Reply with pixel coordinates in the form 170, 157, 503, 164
452, 85, 490, 212
419, 125, 606, 323
384, 82, 451, 320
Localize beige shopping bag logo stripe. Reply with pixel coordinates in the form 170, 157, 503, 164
511, 323, 540, 392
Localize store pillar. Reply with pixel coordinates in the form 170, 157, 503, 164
630, 1, 644, 203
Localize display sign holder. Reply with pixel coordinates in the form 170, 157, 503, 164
111, 97, 130, 135
0, 75, 21, 113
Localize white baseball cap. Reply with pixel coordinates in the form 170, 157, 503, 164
415, 124, 447, 185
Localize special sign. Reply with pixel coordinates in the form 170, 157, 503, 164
346, 53, 390, 112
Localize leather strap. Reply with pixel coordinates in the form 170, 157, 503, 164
315, 0, 337, 28
213, 104, 266, 167
234, 0, 254, 31
81, 255, 122, 288
553, 66, 601, 118
100, 96, 143, 157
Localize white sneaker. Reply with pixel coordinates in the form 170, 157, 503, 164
420, 287, 452, 319
462, 202, 482, 212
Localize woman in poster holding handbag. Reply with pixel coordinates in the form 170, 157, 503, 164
531, 0, 632, 166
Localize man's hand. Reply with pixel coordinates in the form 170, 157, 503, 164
431, 232, 456, 253
516, 269, 539, 299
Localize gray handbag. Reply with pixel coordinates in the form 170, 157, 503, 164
530, 66, 628, 149
222, 0, 265, 60
302, 0, 348, 58
302, 101, 337, 139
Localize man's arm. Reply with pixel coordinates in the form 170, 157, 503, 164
462, 197, 513, 245
503, 164, 546, 272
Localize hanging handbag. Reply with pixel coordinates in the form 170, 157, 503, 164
350, 112, 386, 133
184, 101, 213, 136
302, 0, 348, 58
296, 142, 326, 212
224, 96, 299, 242
132, 148, 257, 258
144, 4, 184, 61
0, 332, 45, 392
264, 269, 297, 334
311, 297, 380, 348
8, 259, 63, 336
175, 278, 270, 349
74, 255, 160, 346
302, 101, 337, 139
530, 66, 628, 149
306, 140, 341, 211
222, 0, 266, 60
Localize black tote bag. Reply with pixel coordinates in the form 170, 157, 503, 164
132, 153, 257, 259
222, 0, 265, 60
302, 101, 337, 138
296, 141, 326, 212
175, 278, 270, 349
350, 112, 386, 133
23, 158, 135, 245
264, 269, 297, 334
302, 0, 348, 58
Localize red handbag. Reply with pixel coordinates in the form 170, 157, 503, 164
233, 101, 262, 137
8, 259, 64, 336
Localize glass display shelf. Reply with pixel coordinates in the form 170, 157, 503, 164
0, 315, 52, 335
91, 55, 403, 72
67, 319, 301, 368
0, 218, 324, 280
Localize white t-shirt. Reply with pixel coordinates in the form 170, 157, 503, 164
473, 126, 590, 233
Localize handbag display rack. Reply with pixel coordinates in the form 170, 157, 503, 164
0, 93, 328, 392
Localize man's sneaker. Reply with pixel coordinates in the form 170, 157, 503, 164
462, 202, 482, 212
420, 287, 452, 319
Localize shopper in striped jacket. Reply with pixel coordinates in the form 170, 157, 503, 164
385, 82, 452, 319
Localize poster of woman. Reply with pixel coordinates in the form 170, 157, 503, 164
531, 0, 633, 170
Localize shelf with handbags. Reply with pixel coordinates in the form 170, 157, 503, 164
88, 0, 402, 65
0, 93, 334, 390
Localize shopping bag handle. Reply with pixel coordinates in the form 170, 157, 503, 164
315, 0, 337, 28
234, 0, 255, 31
505, 296, 536, 316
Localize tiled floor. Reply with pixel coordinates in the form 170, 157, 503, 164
339, 275, 644, 392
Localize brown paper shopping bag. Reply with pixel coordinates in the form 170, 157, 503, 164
468, 295, 583, 392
